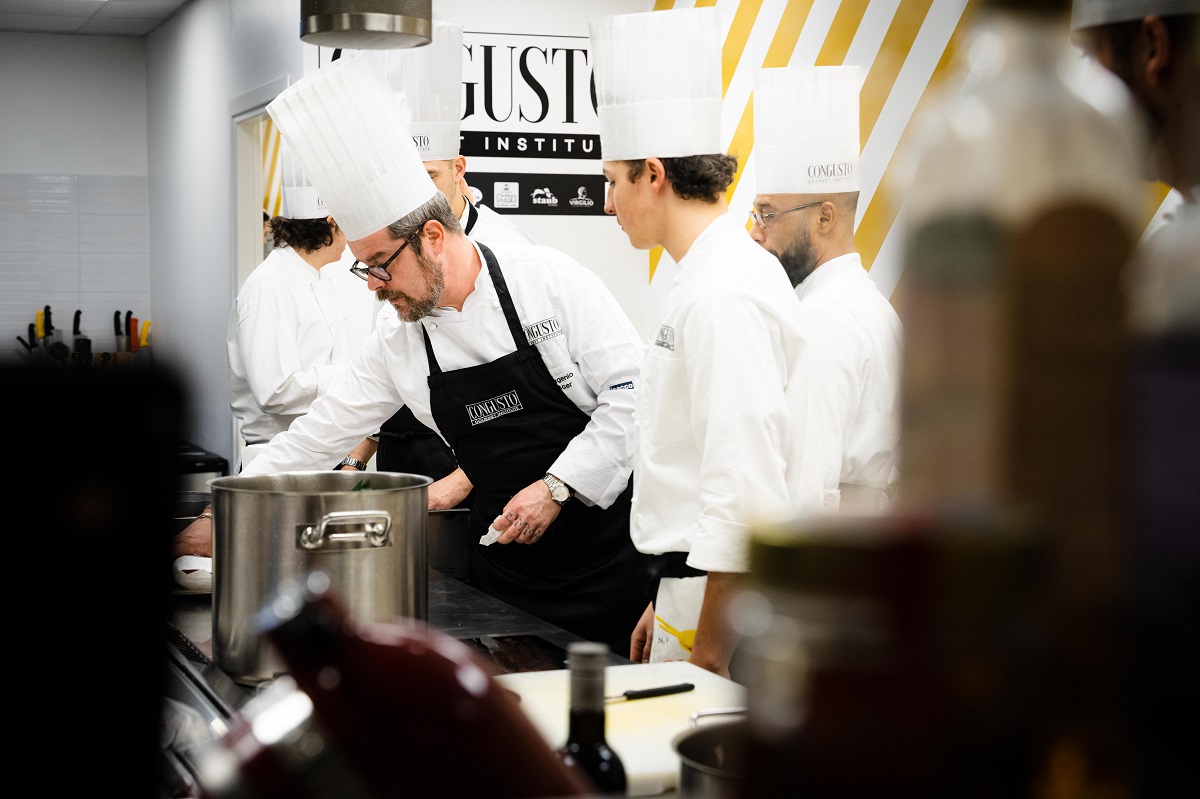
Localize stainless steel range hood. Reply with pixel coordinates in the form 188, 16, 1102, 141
300, 0, 433, 50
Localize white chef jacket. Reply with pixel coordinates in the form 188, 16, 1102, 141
243, 239, 643, 508
228, 246, 366, 446
791, 252, 902, 513
631, 213, 808, 574
466, 201, 534, 247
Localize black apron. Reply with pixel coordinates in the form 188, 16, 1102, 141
423, 243, 650, 655
376, 203, 480, 497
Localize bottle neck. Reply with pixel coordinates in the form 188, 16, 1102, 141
968, 8, 1071, 75
567, 708, 609, 745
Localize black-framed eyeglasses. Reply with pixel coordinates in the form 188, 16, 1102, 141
749, 201, 823, 229
349, 232, 417, 282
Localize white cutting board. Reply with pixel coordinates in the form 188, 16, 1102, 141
497, 661, 746, 796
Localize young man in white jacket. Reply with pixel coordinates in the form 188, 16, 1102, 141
591, 7, 808, 678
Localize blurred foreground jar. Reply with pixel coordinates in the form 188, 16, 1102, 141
729, 507, 1048, 797
894, 3, 1150, 790
896, 0, 1144, 608
191, 571, 590, 799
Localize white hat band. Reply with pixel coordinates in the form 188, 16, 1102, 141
410, 120, 461, 162
756, 143, 861, 194
1071, 0, 1197, 30
598, 98, 724, 161
280, 186, 327, 220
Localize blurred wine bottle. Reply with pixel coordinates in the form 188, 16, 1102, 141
193, 571, 591, 799
891, 0, 1148, 793
556, 642, 627, 795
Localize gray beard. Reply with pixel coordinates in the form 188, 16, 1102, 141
376, 252, 446, 322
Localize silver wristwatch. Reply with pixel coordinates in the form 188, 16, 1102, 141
542, 473, 572, 506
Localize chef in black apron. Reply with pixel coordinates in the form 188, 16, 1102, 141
424, 243, 648, 655
253, 54, 650, 658
374, 197, 532, 510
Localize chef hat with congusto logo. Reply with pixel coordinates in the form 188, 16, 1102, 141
266, 51, 438, 241
754, 65, 862, 194
1071, 0, 1196, 29
278, 140, 327, 220
588, 7, 723, 161
371, 19, 464, 162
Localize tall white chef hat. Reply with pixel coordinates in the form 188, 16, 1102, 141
278, 139, 327, 220
1072, 0, 1196, 30
266, 51, 439, 241
754, 65, 862, 194
373, 19, 464, 162
588, 7, 723, 161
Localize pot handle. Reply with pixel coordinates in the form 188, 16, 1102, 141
297, 510, 393, 551
688, 707, 747, 729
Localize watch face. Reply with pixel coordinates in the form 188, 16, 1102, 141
551, 484, 569, 502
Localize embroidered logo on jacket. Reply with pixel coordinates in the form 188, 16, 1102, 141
654, 326, 675, 351
466, 391, 524, 425
608, 380, 634, 390
523, 316, 563, 345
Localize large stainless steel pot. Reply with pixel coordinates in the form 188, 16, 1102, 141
209, 471, 431, 684
674, 709, 746, 799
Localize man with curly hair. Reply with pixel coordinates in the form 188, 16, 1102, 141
227, 143, 374, 474
591, 7, 808, 678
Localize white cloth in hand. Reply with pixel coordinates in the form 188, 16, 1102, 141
478, 525, 503, 546
173, 555, 212, 592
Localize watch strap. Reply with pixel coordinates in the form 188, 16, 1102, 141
542, 472, 572, 505
336, 457, 368, 471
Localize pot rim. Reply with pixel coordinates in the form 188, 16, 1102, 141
672, 718, 746, 779
210, 470, 433, 495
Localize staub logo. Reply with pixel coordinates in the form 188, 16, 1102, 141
466, 390, 523, 426
807, 161, 855, 182
524, 316, 563, 345
655, 325, 675, 351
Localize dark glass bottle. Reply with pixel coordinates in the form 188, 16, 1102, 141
556, 642, 627, 795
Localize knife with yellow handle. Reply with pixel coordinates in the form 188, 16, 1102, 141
139, 320, 152, 349
35, 309, 45, 342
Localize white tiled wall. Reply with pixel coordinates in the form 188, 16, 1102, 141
0, 173, 152, 362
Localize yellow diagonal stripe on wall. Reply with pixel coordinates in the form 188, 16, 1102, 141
861, 0, 936, 144
722, 0, 773, 203
263, 120, 282, 218
858, 1, 977, 306
722, 0, 765, 96
816, 0, 869, 66
728, 0, 816, 207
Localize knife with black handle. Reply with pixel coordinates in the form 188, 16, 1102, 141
115, 310, 127, 352
605, 682, 695, 702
